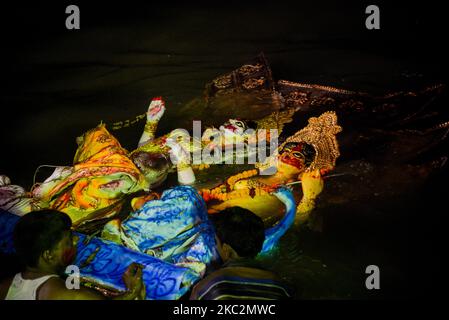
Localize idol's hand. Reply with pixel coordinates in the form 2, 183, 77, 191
147, 97, 166, 122
131, 193, 160, 211
300, 169, 324, 200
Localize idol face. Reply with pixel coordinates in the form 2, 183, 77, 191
278, 142, 315, 173
279, 142, 306, 171
202, 118, 251, 148
219, 119, 248, 136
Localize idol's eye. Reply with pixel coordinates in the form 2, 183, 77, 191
292, 151, 304, 159
235, 121, 244, 127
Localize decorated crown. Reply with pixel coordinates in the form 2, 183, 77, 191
280, 111, 342, 172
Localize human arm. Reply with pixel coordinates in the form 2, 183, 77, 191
41, 263, 146, 300
0, 277, 13, 300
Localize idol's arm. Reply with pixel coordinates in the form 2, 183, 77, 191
165, 138, 196, 185
138, 97, 166, 147
295, 169, 324, 225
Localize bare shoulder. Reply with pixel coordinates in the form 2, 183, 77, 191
0, 276, 14, 300
39, 276, 104, 300
37, 276, 67, 300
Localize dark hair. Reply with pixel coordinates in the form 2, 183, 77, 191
13, 210, 72, 267
245, 120, 258, 130
209, 207, 265, 258
301, 143, 316, 167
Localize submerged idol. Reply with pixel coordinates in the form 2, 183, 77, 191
199, 111, 342, 225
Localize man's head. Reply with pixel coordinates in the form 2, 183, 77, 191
209, 207, 265, 262
13, 210, 77, 274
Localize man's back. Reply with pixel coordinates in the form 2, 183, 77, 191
190, 260, 291, 300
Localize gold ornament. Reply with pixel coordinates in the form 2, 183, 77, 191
143, 121, 158, 134
280, 111, 342, 172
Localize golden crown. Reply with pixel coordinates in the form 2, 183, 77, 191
280, 111, 342, 172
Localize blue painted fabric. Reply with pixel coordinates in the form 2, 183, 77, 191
119, 186, 219, 275
0, 209, 17, 254
74, 233, 199, 299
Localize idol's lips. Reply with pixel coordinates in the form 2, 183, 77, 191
280, 154, 302, 169
224, 124, 237, 132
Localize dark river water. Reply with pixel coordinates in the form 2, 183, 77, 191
1, 1, 447, 299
